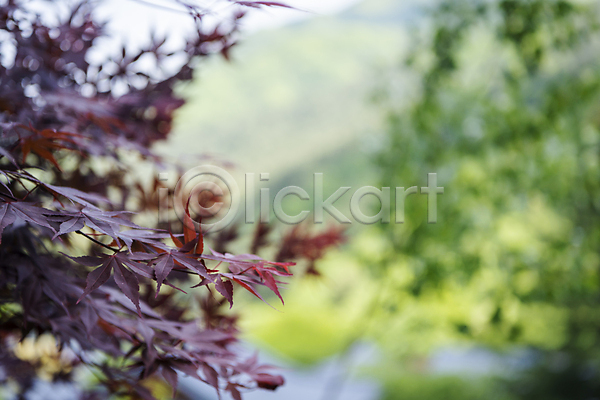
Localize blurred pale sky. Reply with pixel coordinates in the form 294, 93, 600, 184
95, 0, 363, 49
80, 0, 362, 77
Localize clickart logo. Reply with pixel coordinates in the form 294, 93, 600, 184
158, 166, 444, 232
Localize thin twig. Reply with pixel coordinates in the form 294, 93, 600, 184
0, 191, 17, 201
76, 230, 119, 253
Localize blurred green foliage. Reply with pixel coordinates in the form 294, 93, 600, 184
373, 0, 600, 398
378, 374, 510, 400
377, 0, 600, 352
240, 250, 373, 364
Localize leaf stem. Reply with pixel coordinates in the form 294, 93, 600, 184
76, 230, 119, 253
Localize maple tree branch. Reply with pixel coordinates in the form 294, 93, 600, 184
172, 268, 198, 275
76, 230, 119, 253
0, 191, 17, 201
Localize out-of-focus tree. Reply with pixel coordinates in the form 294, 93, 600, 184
372, 0, 600, 397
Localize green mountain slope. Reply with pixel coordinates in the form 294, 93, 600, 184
163, 1, 410, 183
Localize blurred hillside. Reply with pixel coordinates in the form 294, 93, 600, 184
164, 0, 421, 189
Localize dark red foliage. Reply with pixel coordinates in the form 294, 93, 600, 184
0, 1, 343, 399
276, 225, 346, 275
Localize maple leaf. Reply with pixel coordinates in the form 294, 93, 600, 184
183, 199, 204, 255
201, 363, 220, 391
235, 353, 285, 390
77, 256, 116, 303
113, 261, 141, 316
114, 253, 154, 279
227, 383, 243, 400
74, 253, 142, 315
17, 126, 81, 170
231, 277, 267, 303
161, 366, 178, 398
53, 216, 85, 239
0, 203, 17, 243
256, 269, 284, 304
116, 229, 171, 250
255, 374, 285, 390
214, 277, 234, 308
235, 1, 293, 8
0, 201, 55, 243
154, 254, 174, 294
41, 182, 110, 208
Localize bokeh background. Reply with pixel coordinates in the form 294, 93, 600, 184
18, 0, 600, 399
